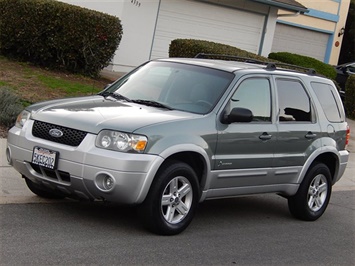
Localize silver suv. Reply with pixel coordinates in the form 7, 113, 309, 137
6, 56, 350, 235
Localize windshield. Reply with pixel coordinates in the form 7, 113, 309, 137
103, 61, 234, 114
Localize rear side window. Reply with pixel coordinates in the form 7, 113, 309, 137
311, 82, 343, 122
276, 79, 312, 122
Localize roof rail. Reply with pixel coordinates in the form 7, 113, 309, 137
266, 61, 317, 75
195, 53, 266, 65
194, 53, 317, 76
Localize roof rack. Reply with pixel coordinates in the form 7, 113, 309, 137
195, 53, 266, 64
194, 53, 317, 76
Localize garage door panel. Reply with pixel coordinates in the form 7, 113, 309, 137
151, 0, 265, 59
272, 24, 328, 61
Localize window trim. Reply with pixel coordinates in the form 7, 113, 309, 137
274, 77, 317, 124
227, 76, 273, 124
311, 81, 344, 123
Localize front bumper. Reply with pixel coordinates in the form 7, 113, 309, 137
6, 122, 163, 204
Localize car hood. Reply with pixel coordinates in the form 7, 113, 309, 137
28, 96, 197, 134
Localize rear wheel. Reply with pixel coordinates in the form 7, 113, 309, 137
139, 160, 199, 235
25, 176, 65, 199
288, 163, 331, 221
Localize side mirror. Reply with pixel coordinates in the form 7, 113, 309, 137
221, 107, 253, 124
341, 67, 348, 74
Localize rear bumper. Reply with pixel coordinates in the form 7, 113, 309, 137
334, 149, 350, 184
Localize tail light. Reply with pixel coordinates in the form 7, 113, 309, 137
345, 125, 350, 149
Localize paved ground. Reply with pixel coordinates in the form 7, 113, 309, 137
1, 191, 354, 265
0, 120, 354, 204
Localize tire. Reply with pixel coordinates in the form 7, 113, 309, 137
139, 160, 200, 235
25, 176, 65, 199
288, 163, 332, 221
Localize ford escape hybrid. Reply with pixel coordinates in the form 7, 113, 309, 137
6, 55, 350, 235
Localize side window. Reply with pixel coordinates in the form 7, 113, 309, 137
276, 79, 312, 122
231, 78, 271, 122
311, 82, 343, 122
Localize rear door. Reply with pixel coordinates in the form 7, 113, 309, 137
273, 76, 321, 182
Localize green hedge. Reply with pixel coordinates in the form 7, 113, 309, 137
169, 40, 336, 80
0, 0, 122, 77
169, 39, 268, 61
268, 52, 336, 80
0, 87, 23, 128
345, 75, 355, 119
169, 39, 330, 75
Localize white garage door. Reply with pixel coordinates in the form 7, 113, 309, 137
272, 23, 329, 61
150, 0, 265, 59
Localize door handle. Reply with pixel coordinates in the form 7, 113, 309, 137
305, 132, 317, 139
259, 132, 272, 140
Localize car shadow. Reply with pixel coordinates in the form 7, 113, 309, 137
44, 193, 292, 235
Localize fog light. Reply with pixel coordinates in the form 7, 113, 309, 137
103, 175, 114, 190
95, 173, 115, 192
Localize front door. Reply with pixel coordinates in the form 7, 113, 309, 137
212, 76, 277, 189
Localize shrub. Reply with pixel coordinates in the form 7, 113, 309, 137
169, 39, 268, 61
170, 39, 338, 80
0, 87, 23, 128
268, 52, 336, 80
0, 0, 122, 77
345, 75, 355, 119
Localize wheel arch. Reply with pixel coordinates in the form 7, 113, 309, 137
299, 149, 340, 185
136, 144, 211, 204
312, 153, 338, 183
163, 151, 208, 192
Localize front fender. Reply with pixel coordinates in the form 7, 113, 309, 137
135, 141, 213, 204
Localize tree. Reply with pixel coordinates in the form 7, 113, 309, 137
339, 0, 355, 64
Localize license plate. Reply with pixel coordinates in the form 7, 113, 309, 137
32, 147, 59, 170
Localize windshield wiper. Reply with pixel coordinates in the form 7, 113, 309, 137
100, 91, 131, 102
132, 99, 173, 110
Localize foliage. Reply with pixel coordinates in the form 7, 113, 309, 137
339, 0, 355, 64
0, 87, 23, 128
169, 39, 336, 78
0, 0, 122, 77
345, 75, 355, 119
268, 52, 337, 79
169, 39, 268, 61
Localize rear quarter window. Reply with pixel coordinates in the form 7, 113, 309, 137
311, 82, 344, 122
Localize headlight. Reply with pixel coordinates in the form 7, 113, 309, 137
96, 130, 147, 153
15, 110, 31, 128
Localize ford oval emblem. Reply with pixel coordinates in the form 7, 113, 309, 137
49, 128, 63, 138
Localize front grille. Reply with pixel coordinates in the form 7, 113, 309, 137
32, 120, 87, 146
30, 163, 71, 183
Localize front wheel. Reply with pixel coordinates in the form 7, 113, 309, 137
288, 163, 332, 221
139, 160, 200, 235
